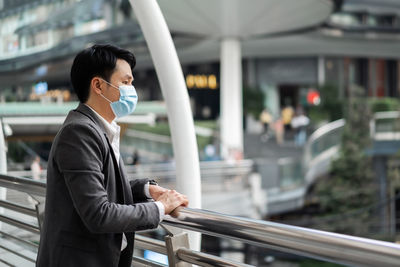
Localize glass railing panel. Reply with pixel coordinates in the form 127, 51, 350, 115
375, 117, 400, 133
125, 160, 253, 194
278, 158, 304, 190
310, 126, 344, 160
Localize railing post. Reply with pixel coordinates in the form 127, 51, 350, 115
248, 172, 265, 219
165, 232, 192, 267
35, 201, 45, 232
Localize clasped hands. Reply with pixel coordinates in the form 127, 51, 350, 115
149, 185, 188, 215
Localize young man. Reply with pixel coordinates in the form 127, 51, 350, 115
36, 44, 188, 267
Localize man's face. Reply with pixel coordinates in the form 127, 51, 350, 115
101, 59, 134, 103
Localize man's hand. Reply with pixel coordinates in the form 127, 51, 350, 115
157, 190, 189, 215
149, 185, 168, 200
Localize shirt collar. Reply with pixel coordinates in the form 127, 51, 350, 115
84, 104, 120, 142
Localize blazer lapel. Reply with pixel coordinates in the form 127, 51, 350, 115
74, 103, 108, 134
119, 159, 133, 204
74, 103, 128, 204
104, 136, 126, 204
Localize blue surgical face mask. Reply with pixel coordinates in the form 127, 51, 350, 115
100, 79, 138, 118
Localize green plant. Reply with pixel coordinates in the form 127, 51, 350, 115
7, 142, 26, 163
243, 87, 265, 119
314, 85, 377, 236
369, 97, 400, 113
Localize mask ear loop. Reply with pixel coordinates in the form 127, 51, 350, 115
99, 78, 119, 91
100, 93, 112, 104
97, 78, 114, 103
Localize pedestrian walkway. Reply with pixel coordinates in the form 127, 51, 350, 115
243, 132, 304, 160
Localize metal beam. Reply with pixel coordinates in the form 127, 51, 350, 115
163, 208, 400, 267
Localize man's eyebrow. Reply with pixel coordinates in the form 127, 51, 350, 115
123, 74, 134, 80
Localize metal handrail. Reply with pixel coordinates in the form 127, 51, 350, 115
125, 129, 172, 143
305, 112, 400, 163
163, 208, 400, 267
305, 119, 345, 147
0, 243, 36, 263
373, 111, 400, 120
0, 230, 38, 250
0, 258, 14, 267
303, 119, 345, 164
135, 234, 251, 267
124, 160, 254, 172
176, 248, 252, 267
2, 175, 400, 266
0, 174, 45, 197
0, 199, 37, 217
132, 256, 166, 267
7, 160, 254, 181
0, 214, 39, 234
135, 235, 167, 255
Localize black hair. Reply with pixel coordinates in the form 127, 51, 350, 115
70, 44, 136, 103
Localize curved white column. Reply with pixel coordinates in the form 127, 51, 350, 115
0, 120, 6, 174
220, 38, 243, 159
130, 0, 201, 250
0, 120, 7, 230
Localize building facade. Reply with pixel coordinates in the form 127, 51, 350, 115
1, 0, 400, 121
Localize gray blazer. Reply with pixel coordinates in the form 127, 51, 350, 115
36, 104, 160, 267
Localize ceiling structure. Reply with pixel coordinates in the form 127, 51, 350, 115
3, 0, 400, 84
154, 0, 336, 157
156, 0, 335, 38
134, 0, 400, 68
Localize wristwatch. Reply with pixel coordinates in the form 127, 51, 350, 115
149, 179, 158, 186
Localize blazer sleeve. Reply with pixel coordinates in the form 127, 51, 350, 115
54, 123, 160, 233
129, 179, 150, 202
119, 159, 150, 202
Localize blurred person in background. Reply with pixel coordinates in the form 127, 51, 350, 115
36, 44, 188, 267
281, 102, 294, 139
132, 149, 140, 165
28, 155, 42, 204
291, 107, 310, 147
259, 108, 272, 142
204, 143, 220, 161
30, 155, 42, 180
274, 116, 284, 146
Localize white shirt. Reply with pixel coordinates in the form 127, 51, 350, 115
291, 115, 310, 129
30, 161, 41, 180
85, 105, 164, 251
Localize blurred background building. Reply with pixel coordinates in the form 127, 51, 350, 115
2, 0, 400, 266
1, 0, 400, 117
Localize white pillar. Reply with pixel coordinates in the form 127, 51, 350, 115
0, 120, 6, 174
0, 120, 7, 230
0, 27, 3, 58
130, 0, 201, 250
318, 56, 325, 86
220, 38, 243, 159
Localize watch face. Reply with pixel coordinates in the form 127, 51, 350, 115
149, 180, 158, 185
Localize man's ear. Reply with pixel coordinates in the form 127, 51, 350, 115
90, 77, 103, 95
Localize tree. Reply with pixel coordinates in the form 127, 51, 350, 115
314, 85, 377, 236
